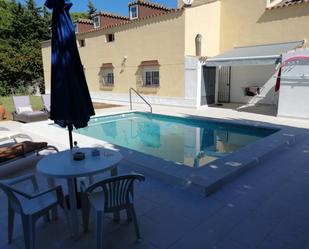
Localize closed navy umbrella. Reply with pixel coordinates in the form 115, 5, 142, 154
45, 0, 95, 149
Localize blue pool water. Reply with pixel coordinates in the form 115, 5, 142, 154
75, 112, 277, 167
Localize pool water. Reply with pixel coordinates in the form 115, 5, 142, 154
75, 112, 277, 167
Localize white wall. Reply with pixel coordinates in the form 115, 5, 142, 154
185, 56, 199, 107
90, 91, 196, 108
230, 65, 278, 104
277, 49, 309, 119
184, 2, 221, 57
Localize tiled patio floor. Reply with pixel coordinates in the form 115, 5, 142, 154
2, 130, 309, 249
2, 104, 309, 249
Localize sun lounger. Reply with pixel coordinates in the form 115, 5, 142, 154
12, 96, 48, 123
0, 138, 58, 178
0, 141, 58, 164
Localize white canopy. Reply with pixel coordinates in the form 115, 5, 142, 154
206, 40, 304, 66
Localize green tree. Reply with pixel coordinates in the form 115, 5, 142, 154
0, 0, 51, 96
0, 0, 13, 40
43, 6, 51, 20
87, 0, 96, 19
26, 0, 36, 12
70, 12, 88, 22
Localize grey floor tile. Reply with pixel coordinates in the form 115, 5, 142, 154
169, 213, 238, 249
214, 239, 247, 249
137, 213, 197, 249
225, 213, 276, 249
257, 234, 306, 249
257, 215, 308, 249
3, 135, 309, 249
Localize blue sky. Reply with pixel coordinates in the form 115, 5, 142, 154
30, 0, 177, 15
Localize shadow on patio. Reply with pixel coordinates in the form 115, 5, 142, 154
208, 103, 278, 117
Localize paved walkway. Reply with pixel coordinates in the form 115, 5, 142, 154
94, 103, 309, 129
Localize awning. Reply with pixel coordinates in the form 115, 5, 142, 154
139, 60, 160, 67
100, 63, 114, 69
206, 40, 304, 66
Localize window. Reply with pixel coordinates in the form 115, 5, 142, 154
78, 39, 85, 47
266, 0, 283, 8
102, 69, 114, 86
144, 70, 159, 87
104, 73, 114, 85
129, 5, 138, 19
93, 16, 100, 28
74, 23, 78, 33
106, 34, 115, 43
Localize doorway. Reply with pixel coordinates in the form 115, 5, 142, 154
218, 66, 231, 103
201, 66, 216, 105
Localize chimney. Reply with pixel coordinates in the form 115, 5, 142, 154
195, 34, 202, 56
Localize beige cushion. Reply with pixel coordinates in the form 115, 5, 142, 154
16, 106, 33, 114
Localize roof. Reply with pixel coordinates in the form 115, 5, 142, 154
268, 0, 309, 9
128, 0, 172, 11
101, 63, 114, 69
78, 7, 183, 35
92, 12, 129, 20
139, 60, 160, 67
206, 40, 304, 66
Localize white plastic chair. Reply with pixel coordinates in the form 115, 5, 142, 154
82, 174, 145, 249
0, 174, 69, 249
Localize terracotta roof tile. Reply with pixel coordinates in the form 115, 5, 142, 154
78, 8, 183, 35
128, 0, 172, 11
101, 63, 114, 69
139, 60, 160, 67
92, 12, 130, 20
76, 18, 93, 24
268, 0, 309, 9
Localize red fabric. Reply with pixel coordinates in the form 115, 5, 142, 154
0, 141, 47, 163
282, 56, 309, 66
275, 56, 309, 92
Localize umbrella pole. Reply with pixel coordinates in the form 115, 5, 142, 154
68, 123, 73, 149
67, 123, 80, 208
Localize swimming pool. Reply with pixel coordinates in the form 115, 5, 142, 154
75, 112, 277, 167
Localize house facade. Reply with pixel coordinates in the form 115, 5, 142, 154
41, 0, 309, 109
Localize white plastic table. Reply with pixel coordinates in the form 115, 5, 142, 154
37, 147, 122, 237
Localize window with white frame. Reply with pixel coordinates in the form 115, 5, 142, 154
74, 23, 78, 33
143, 67, 160, 87
266, 0, 283, 8
93, 16, 100, 28
129, 5, 138, 19
102, 69, 114, 86
105, 34, 115, 43
78, 39, 85, 47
